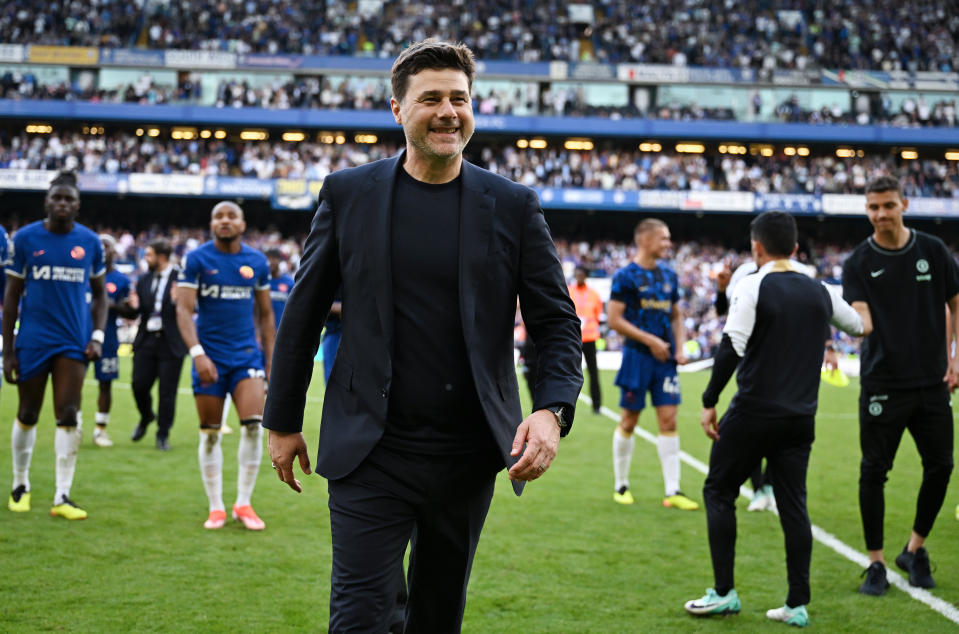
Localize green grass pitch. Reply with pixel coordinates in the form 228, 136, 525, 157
1, 358, 958, 632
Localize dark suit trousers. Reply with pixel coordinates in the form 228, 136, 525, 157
702, 410, 814, 608
327, 442, 501, 634
582, 340, 601, 410
132, 332, 185, 438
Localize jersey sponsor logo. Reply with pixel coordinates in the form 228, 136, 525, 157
640, 298, 671, 311
106, 282, 117, 293
870, 269, 884, 278
199, 283, 252, 300
916, 274, 932, 282
31, 265, 85, 282
239, 265, 254, 279
270, 290, 289, 301
916, 259, 929, 273
70, 246, 85, 260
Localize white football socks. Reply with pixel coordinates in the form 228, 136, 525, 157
54, 422, 82, 504
11, 419, 37, 491
613, 428, 635, 491
235, 423, 262, 508
198, 431, 224, 512
658, 434, 681, 497
95, 412, 110, 426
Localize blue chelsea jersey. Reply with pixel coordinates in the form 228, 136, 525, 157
269, 274, 295, 330
178, 242, 270, 363
610, 261, 680, 354
5, 221, 105, 351
103, 269, 131, 350
0, 224, 9, 300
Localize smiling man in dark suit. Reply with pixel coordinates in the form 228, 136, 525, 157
263, 39, 583, 633
131, 238, 186, 450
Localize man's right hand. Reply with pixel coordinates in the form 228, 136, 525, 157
648, 336, 671, 362
716, 266, 731, 292
2, 351, 17, 384
268, 430, 312, 493
194, 354, 218, 385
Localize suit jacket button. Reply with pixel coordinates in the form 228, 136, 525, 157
380, 389, 388, 398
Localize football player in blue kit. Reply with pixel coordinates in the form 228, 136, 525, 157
0, 223, 8, 386
3, 171, 107, 520
608, 218, 697, 511
265, 248, 294, 331
176, 201, 275, 530
92, 233, 136, 448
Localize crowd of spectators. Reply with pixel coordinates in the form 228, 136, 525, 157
477, 143, 959, 198
0, 131, 403, 180
775, 93, 958, 127
1, 131, 956, 198
0, 70, 197, 104
213, 77, 391, 110
3, 68, 955, 130
0, 0, 142, 48
0, 0, 957, 73
553, 237, 870, 356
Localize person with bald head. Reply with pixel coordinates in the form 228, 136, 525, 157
176, 201, 275, 530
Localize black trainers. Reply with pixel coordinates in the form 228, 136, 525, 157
895, 546, 936, 588
858, 561, 889, 596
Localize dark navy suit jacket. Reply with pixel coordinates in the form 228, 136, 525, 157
263, 153, 583, 495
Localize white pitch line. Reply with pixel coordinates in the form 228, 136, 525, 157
584, 396, 959, 626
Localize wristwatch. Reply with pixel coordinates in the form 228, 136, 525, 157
545, 404, 569, 430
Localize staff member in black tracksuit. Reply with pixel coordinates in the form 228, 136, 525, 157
684, 211, 869, 627
843, 175, 959, 595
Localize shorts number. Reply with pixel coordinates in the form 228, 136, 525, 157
247, 368, 266, 379
101, 357, 118, 373
662, 376, 680, 395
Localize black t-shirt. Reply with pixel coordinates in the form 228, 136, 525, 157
382, 168, 494, 454
843, 229, 959, 389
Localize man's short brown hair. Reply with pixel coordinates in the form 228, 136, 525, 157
634, 218, 668, 237
865, 174, 904, 200
391, 39, 476, 104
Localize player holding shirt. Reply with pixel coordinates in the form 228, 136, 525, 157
92, 234, 136, 448
608, 218, 696, 510
4, 171, 107, 520
176, 201, 275, 530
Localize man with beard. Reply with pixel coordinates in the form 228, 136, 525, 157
176, 202, 275, 530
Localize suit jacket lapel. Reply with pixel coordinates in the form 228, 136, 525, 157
458, 162, 494, 346
367, 155, 402, 349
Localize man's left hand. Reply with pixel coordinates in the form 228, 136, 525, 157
508, 409, 560, 482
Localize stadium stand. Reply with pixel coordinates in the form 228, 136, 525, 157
2, 1, 956, 72
1, 130, 955, 198
2, 71, 956, 129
